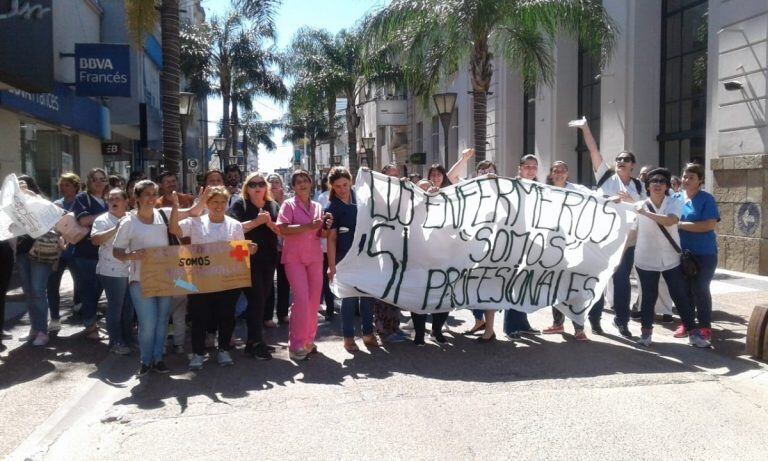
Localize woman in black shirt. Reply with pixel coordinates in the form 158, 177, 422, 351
228, 172, 280, 360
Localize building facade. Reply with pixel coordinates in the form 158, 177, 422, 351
355, 0, 768, 274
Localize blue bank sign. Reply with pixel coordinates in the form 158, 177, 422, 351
75, 44, 131, 97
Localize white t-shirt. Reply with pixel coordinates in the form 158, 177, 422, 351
178, 215, 244, 244
113, 209, 174, 283
91, 212, 130, 277
594, 162, 645, 200
633, 195, 683, 271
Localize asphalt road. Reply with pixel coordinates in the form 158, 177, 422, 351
2, 270, 768, 460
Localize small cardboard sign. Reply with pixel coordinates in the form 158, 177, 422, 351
140, 240, 252, 297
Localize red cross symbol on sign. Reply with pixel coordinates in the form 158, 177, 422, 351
229, 244, 249, 262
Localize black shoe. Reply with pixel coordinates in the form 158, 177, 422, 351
265, 344, 276, 353
505, 331, 521, 340
245, 342, 272, 360
661, 314, 674, 323
476, 333, 496, 343
153, 361, 170, 374
520, 327, 540, 335
413, 334, 425, 346
630, 310, 642, 320
613, 319, 633, 338
136, 363, 151, 377
431, 331, 447, 343
323, 313, 335, 322
589, 319, 604, 334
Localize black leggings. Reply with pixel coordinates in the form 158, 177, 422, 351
412, 312, 448, 338
321, 257, 335, 316
0, 241, 13, 338
264, 261, 289, 321
188, 289, 239, 355
245, 262, 275, 345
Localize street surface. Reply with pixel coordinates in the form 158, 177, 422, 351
1, 270, 768, 460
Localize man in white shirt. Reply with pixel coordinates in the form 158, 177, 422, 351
570, 117, 643, 338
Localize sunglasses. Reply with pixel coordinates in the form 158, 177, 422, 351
649, 177, 667, 185
615, 157, 633, 163
247, 181, 267, 189
93, 177, 108, 182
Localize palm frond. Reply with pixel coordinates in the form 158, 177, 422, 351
125, 0, 159, 47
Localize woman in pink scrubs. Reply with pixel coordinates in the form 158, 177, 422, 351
277, 170, 331, 361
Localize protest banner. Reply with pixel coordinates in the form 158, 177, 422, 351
0, 174, 64, 241
331, 170, 637, 323
140, 240, 252, 297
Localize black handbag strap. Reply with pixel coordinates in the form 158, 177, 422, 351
645, 202, 682, 255
157, 209, 181, 246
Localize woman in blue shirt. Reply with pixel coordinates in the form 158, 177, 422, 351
678, 163, 720, 342
325, 167, 378, 352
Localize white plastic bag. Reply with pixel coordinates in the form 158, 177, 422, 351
0, 174, 64, 240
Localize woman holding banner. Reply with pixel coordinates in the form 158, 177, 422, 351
325, 167, 379, 352
277, 170, 330, 361
228, 172, 280, 361
72, 168, 110, 340
113, 181, 208, 377
172, 186, 256, 370
633, 168, 710, 348
90, 188, 133, 355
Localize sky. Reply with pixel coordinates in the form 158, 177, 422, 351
200, 0, 386, 173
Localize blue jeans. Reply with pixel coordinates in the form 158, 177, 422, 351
589, 246, 635, 326
472, 309, 484, 321
100, 275, 134, 347
636, 266, 696, 332
72, 258, 102, 327
687, 253, 717, 329
16, 254, 53, 333
47, 257, 78, 320
503, 309, 533, 335
341, 297, 374, 338
129, 282, 172, 365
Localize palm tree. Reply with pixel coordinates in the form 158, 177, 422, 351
282, 82, 331, 176
365, 0, 617, 162
240, 110, 279, 171
126, 0, 183, 174
285, 27, 402, 176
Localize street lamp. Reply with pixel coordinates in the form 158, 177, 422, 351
361, 136, 375, 169
179, 92, 196, 192
357, 147, 369, 169
432, 92, 457, 166
213, 137, 227, 169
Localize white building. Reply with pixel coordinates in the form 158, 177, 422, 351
356, 0, 768, 274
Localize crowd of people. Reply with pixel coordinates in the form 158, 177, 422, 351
0, 117, 719, 377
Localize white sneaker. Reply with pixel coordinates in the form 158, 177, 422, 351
110, 344, 131, 355
217, 350, 234, 367
49, 319, 61, 332
189, 354, 205, 370
688, 331, 711, 348
32, 332, 49, 347
636, 334, 652, 347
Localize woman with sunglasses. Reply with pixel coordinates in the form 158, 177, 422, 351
633, 168, 710, 348
571, 117, 644, 338
228, 172, 281, 360
277, 170, 332, 361
72, 168, 110, 340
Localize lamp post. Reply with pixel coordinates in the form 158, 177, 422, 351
178, 92, 195, 192
432, 92, 457, 166
213, 137, 227, 170
361, 136, 375, 169
357, 147, 369, 169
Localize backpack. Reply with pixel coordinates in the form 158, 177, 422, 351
596, 169, 642, 194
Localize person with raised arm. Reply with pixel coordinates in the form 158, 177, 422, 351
113, 181, 208, 377
570, 117, 644, 338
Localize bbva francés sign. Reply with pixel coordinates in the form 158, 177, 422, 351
75, 44, 131, 97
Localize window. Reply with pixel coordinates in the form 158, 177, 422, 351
522, 87, 536, 157
416, 121, 424, 153
431, 115, 439, 163
659, 0, 707, 173
576, 45, 601, 187
20, 122, 80, 199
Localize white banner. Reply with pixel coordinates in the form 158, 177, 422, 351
332, 170, 636, 322
0, 174, 64, 240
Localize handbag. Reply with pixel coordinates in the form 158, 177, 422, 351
646, 202, 698, 278
157, 209, 181, 246
28, 229, 63, 267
